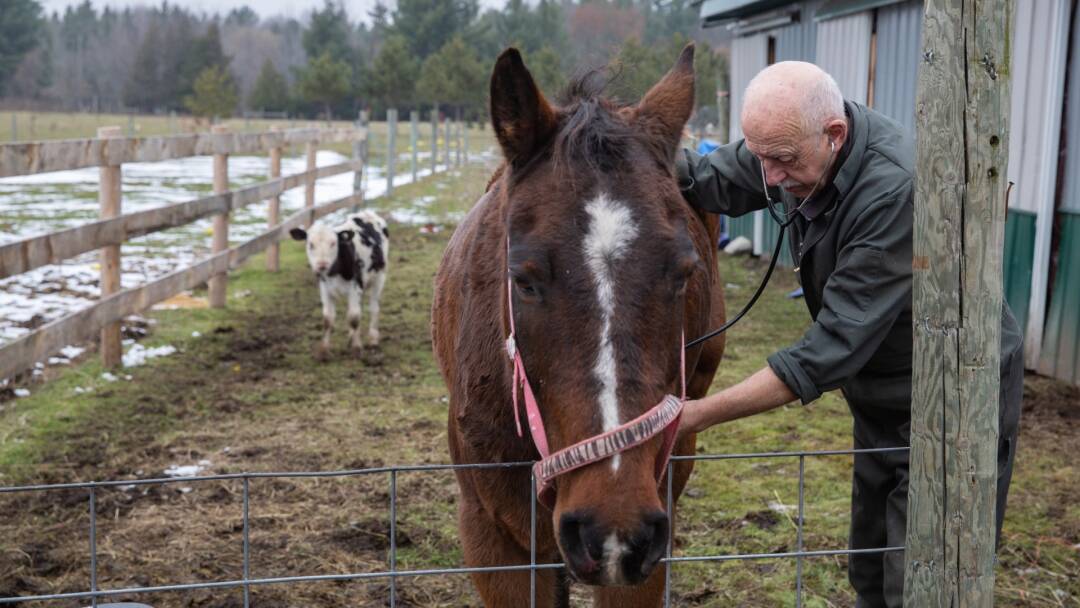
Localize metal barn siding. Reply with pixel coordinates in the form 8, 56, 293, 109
774, 2, 820, 62
814, 11, 873, 103
1006, 0, 1071, 367
872, 0, 923, 133
726, 34, 770, 245
1038, 0, 1080, 385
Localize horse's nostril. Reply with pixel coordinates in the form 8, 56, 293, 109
626, 511, 670, 581
559, 512, 604, 577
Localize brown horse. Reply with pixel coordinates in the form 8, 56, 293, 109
432, 45, 726, 607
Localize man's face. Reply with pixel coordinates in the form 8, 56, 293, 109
743, 119, 836, 199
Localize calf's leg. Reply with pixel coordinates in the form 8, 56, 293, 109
347, 282, 364, 353
366, 272, 386, 346
317, 280, 335, 361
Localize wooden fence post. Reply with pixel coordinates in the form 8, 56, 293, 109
386, 108, 397, 196
98, 126, 123, 368
904, 0, 1012, 606
463, 118, 469, 164
267, 125, 283, 272
305, 136, 317, 220
431, 105, 439, 173
410, 110, 419, 183
358, 109, 371, 199
209, 124, 230, 308
10, 114, 16, 142
443, 111, 451, 170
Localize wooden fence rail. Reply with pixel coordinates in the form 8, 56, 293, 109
0, 124, 366, 375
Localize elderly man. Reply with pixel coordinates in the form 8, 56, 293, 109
675, 61, 1023, 607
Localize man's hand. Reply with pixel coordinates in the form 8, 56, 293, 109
676, 366, 799, 440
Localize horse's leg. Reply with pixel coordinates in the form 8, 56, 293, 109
460, 499, 562, 608
591, 565, 667, 608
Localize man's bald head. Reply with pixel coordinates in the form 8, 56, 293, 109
742, 61, 844, 137
738, 62, 848, 198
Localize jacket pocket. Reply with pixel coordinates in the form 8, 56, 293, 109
830, 246, 882, 323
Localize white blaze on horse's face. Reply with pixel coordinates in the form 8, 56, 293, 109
304, 223, 339, 276
582, 193, 639, 472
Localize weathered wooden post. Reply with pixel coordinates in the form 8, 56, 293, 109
267, 125, 283, 272
9, 114, 15, 142
463, 118, 469, 164
209, 124, 230, 308
443, 111, 451, 169
305, 134, 317, 221
905, 0, 1012, 606
386, 107, 399, 196
431, 105, 439, 173
455, 111, 463, 167
354, 110, 366, 199
97, 126, 123, 368
410, 109, 419, 183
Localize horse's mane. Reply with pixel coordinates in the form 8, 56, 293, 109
551, 69, 640, 173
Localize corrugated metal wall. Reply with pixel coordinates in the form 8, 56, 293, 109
774, 2, 819, 61
872, 0, 923, 133
728, 34, 770, 141
815, 11, 873, 103
1007, 0, 1071, 367
1039, 0, 1080, 385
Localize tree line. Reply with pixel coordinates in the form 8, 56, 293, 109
0, 0, 729, 124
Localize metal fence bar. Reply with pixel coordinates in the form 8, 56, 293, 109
243, 476, 251, 608
0, 449, 912, 606
529, 469, 537, 608
664, 461, 674, 607
390, 469, 398, 607
796, 455, 805, 608
89, 486, 98, 608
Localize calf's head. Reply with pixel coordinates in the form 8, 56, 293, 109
290, 224, 354, 277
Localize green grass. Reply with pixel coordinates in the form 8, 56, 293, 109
0, 152, 1077, 607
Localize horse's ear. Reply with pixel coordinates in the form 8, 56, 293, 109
490, 48, 558, 165
636, 43, 695, 160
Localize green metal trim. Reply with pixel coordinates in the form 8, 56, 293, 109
728, 214, 756, 241
1039, 212, 1080, 385
815, 0, 908, 21
1003, 209, 1036, 333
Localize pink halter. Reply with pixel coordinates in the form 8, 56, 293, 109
505, 238, 686, 509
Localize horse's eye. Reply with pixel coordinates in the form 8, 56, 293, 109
514, 277, 537, 297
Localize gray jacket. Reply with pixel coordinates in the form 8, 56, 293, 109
677, 101, 1023, 410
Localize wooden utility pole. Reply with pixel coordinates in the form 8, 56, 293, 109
905, 1, 1012, 606
97, 126, 123, 367
386, 108, 397, 196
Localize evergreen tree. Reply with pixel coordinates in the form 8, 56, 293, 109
392, 0, 479, 59
180, 23, 230, 101
0, 0, 45, 96
184, 64, 238, 119
248, 58, 289, 111
123, 22, 162, 111
303, 0, 352, 63
298, 51, 352, 120
225, 6, 259, 27
368, 35, 419, 109
527, 46, 565, 99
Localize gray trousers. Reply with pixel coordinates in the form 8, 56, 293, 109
846, 341, 1024, 608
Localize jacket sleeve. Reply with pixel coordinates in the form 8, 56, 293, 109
676, 140, 770, 217
766, 191, 913, 404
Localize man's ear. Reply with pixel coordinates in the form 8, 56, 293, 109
636, 43, 695, 162
489, 48, 558, 166
290, 227, 307, 241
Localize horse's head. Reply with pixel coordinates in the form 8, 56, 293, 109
491, 45, 702, 585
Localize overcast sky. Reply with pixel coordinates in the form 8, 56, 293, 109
39, 0, 509, 23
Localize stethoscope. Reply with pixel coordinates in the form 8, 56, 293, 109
686, 139, 837, 349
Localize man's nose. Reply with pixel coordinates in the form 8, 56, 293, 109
762, 162, 786, 187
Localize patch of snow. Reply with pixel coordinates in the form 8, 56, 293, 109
767, 501, 797, 514
13, 388, 30, 398
60, 345, 85, 359
73, 386, 93, 394
47, 356, 69, 365
191, 331, 201, 338
101, 372, 118, 382
163, 460, 211, 478
122, 343, 177, 368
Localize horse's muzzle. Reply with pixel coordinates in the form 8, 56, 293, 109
558, 510, 669, 586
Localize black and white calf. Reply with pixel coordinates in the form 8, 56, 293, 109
290, 210, 389, 359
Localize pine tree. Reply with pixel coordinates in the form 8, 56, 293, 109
0, 0, 45, 96
298, 51, 351, 120
184, 65, 238, 119
248, 59, 289, 112
368, 35, 419, 109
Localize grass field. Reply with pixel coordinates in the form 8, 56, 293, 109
0, 150, 1077, 606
